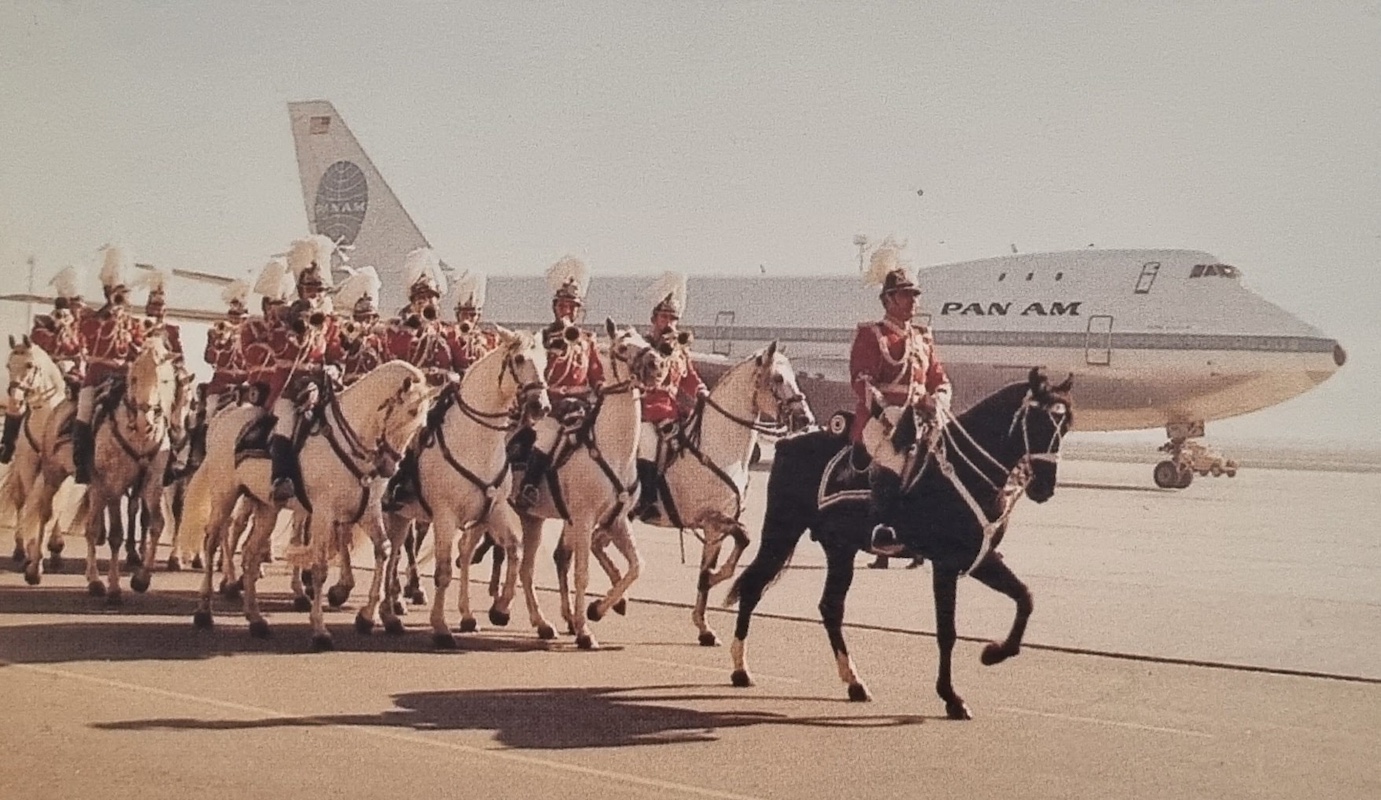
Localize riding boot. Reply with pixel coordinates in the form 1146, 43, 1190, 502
0, 414, 20, 464
382, 450, 419, 512
633, 458, 660, 521
268, 434, 297, 503
72, 421, 93, 484
867, 466, 904, 555
513, 449, 550, 510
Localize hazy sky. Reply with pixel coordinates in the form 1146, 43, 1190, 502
1, 1, 1377, 443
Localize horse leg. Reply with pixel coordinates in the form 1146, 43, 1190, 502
327, 541, 355, 609
404, 521, 429, 605
589, 528, 628, 616
931, 565, 971, 720
969, 553, 1034, 666
51, 486, 86, 570
303, 515, 336, 651
130, 475, 167, 594
354, 514, 390, 635
588, 517, 640, 627
482, 511, 522, 628
725, 519, 807, 689
379, 511, 411, 632
552, 532, 576, 634
219, 499, 252, 599
516, 514, 556, 640
82, 493, 109, 598
692, 518, 733, 646
123, 494, 143, 570
18, 473, 57, 585
240, 503, 278, 638
819, 540, 869, 701
427, 515, 459, 648
565, 523, 598, 650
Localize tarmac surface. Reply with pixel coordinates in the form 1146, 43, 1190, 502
1, 457, 1378, 799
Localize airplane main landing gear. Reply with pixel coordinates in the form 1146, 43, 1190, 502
1155, 432, 1238, 489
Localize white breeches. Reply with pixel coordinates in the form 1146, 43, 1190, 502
530, 415, 561, 455
271, 399, 297, 439
77, 386, 96, 424
637, 421, 662, 461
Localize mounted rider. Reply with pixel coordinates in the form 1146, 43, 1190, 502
203, 279, 251, 415
446, 270, 501, 376
135, 268, 185, 367
848, 237, 952, 555
334, 266, 388, 385
264, 235, 346, 503
632, 271, 707, 518
513, 256, 605, 510
241, 258, 294, 410
380, 248, 455, 509
28, 265, 88, 396
72, 246, 147, 484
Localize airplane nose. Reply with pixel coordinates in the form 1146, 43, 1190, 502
1333, 342, 1347, 367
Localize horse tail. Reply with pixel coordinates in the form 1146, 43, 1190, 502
176, 466, 212, 562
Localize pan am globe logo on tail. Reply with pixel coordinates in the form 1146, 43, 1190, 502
314, 160, 369, 246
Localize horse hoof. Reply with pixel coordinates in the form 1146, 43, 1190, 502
488, 608, 511, 627
354, 613, 374, 635
537, 624, 556, 641
303, 584, 316, 600
47, 554, 63, 571
730, 669, 753, 688
292, 596, 312, 613
391, 600, 406, 616
566, 623, 578, 637
191, 555, 204, 570
383, 618, 406, 636
432, 632, 457, 650
980, 642, 1008, 666
457, 618, 479, 634
409, 589, 427, 605
130, 574, 150, 594
87, 580, 106, 597
24, 569, 40, 586
310, 634, 334, 652
125, 554, 141, 570
575, 634, 597, 651
166, 556, 181, 572
612, 599, 628, 616
10, 543, 23, 563
192, 610, 214, 629
946, 700, 973, 721
248, 620, 271, 639
586, 602, 603, 623
326, 585, 351, 609
847, 683, 872, 703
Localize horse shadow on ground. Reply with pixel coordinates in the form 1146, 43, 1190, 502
94, 683, 933, 749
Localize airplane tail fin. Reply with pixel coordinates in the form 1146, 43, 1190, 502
287, 100, 446, 313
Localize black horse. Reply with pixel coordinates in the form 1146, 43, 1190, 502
725, 367, 1073, 720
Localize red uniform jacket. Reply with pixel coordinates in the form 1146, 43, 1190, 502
642, 346, 706, 424
78, 306, 146, 387
542, 323, 604, 398
240, 316, 279, 399
386, 318, 458, 378
847, 318, 951, 442
342, 321, 390, 385
205, 320, 248, 393
261, 304, 344, 405
447, 324, 501, 375
29, 314, 86, 385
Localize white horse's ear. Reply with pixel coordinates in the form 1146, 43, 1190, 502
492, 324, 515, 340
7, 335, 14, 349
605, 317, 617, 340
764, 339, 778, 363
21, 334, 31, 348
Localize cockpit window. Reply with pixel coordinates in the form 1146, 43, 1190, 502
1190, 264, 1240, 279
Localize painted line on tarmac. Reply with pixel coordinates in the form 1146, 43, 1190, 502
2, 658, 768, 800
995, 706, 1213, 738
631, 655, 800, 684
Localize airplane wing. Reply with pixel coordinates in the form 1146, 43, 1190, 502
0, 293, 225, 324
134, 262, 239, 287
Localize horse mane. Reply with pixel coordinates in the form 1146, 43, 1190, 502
953, 381, 1032, 431
10, 340, 65, 392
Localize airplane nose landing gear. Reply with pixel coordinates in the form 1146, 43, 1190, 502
1155, 426, 1238, 489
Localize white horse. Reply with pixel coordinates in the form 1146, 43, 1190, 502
507, 319, 664, 649
5, 336, 88, 582
594, 341, 815, 645
81, 338, 179, 601
187, 360, 434, 650
379, 330, 550, 646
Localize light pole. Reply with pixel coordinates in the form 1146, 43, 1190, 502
852, 234, 868, 273
26, 256, 36, 330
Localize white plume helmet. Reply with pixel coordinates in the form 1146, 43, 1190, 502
98, 245, 132, 290
48, 266, 85, 299
546, 255, 590, 303
132, 267, 170, 301
285, 235, 337, 288
220, 279, 251, 308
453, 270, 487, 310
648, 270, 688, 316
861, 235, 909, 287
403, 247, 447, 297
335, 266, 381, 313
254, 257, 293, 302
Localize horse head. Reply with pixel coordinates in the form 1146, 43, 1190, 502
491, 327, 551, 427
125, 340, 178, 439
1017, 367, 1074, 503
361, 361, 436, 474
5, 335, 63, 416
168, 364, 198, 447
750, 341, 815, 432
603, 318, 665, 391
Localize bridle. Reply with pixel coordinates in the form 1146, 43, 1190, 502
700, 354, 809, 437
454, 344, 547, 431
